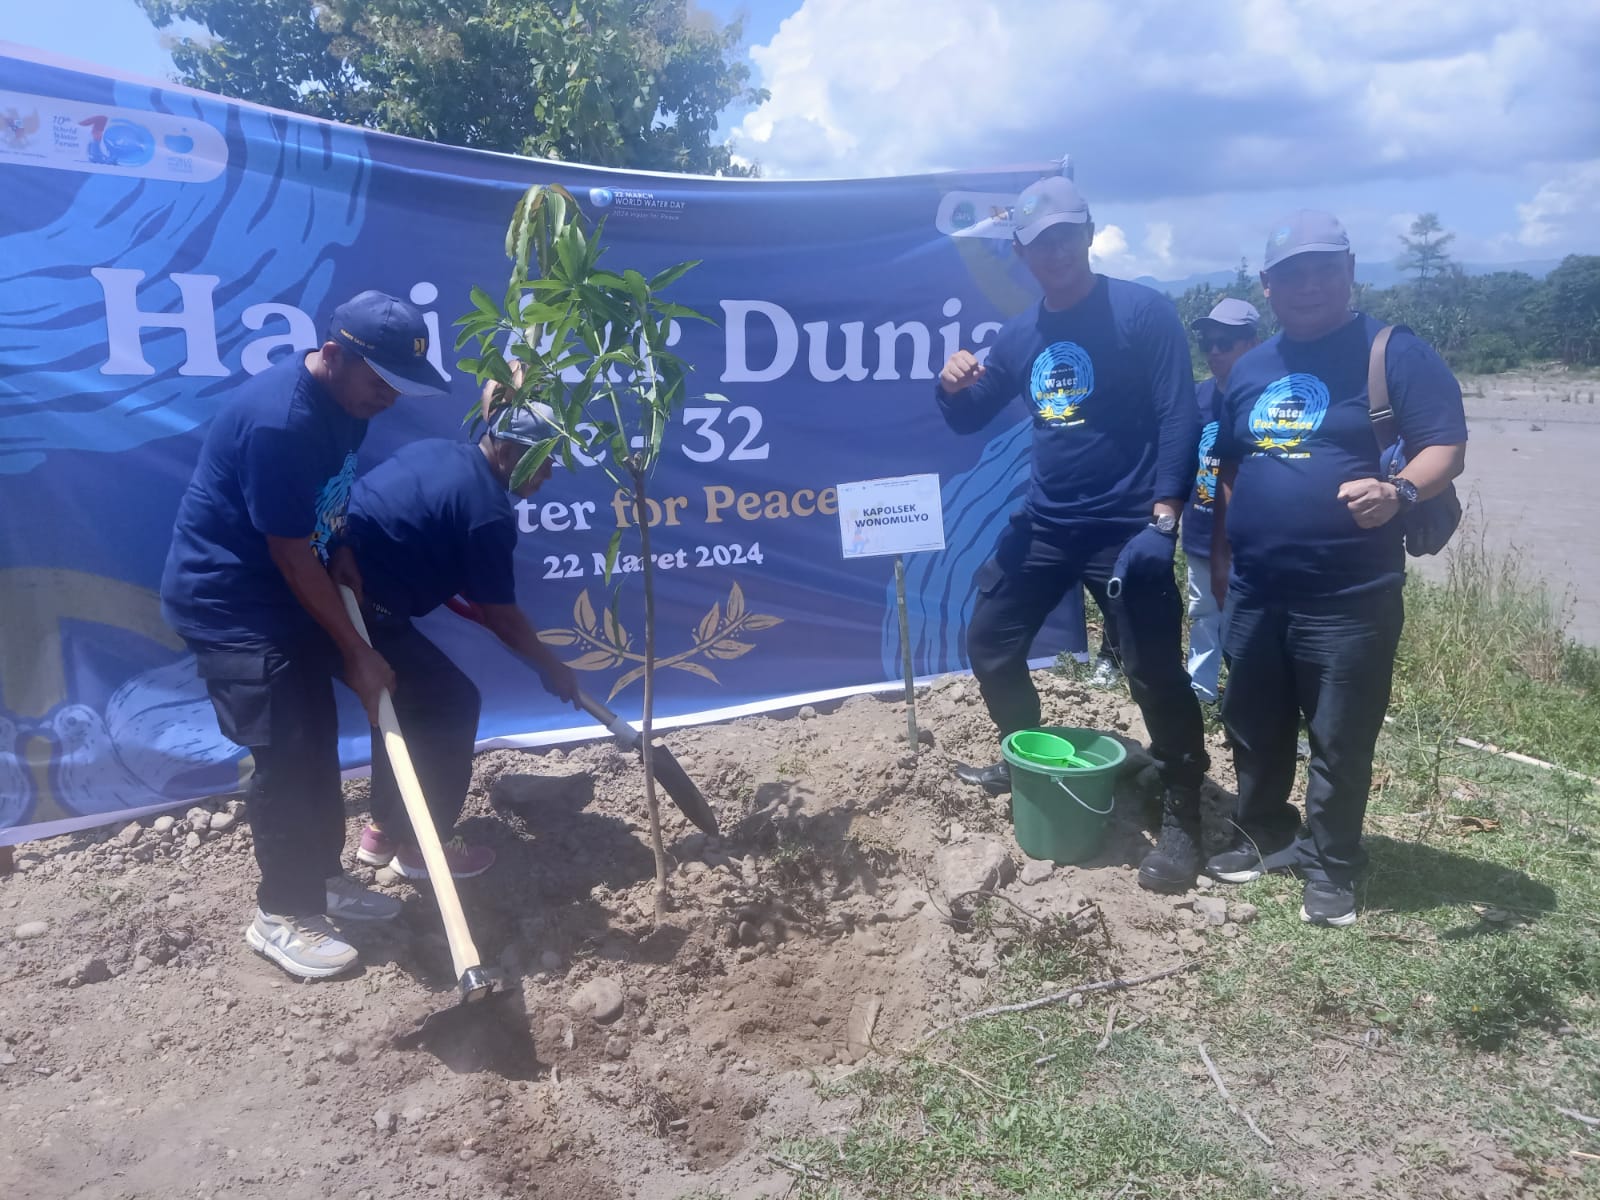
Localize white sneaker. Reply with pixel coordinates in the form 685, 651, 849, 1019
325, 873, 403, 922
246, 910, 358, 979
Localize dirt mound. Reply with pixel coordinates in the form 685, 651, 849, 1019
0, 670, 1242, 1200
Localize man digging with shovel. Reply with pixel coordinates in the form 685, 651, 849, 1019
161, 291, 448, 980
340, 381, 580, 881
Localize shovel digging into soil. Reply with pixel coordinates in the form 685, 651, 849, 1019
340, 587, 534, 1071
444, 594, 720, 837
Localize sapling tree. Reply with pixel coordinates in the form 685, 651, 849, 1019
456, 183, 717, 920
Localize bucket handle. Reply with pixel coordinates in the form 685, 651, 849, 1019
1051, 774, 1115, 816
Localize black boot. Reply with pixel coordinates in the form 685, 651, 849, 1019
1138, 788, 1202, 894
953, 761, 1011, 796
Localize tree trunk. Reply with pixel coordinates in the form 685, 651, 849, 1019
629, 467, 669, 924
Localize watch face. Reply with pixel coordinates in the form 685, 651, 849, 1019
1155, 514, 1177, 533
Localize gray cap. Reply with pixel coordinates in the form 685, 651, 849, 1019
1014, 177, 1092, 245
490, 401, 560, 447
1263, 210, 1351, 271
1190, 298, 1261, 331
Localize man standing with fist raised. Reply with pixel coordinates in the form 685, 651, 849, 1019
936, 176, 1209, 894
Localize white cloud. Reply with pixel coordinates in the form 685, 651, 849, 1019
731, 0, 1600, 207
1515, 161, 1600, 250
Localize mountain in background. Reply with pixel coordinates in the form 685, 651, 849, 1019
1139, 259, 1563, 295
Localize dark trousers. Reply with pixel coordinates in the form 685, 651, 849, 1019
1220, 585, 1403, 884
191, 618, 480, 916
193, 633, 347, 917
967, 514, 1208, 793
364, 616, 482, 849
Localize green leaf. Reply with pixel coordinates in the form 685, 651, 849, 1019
652, 301, 715, 324
509, 437, 558, 490
601, 528, 623, 584
648, 260, 701, 291
700, 392, 731, 404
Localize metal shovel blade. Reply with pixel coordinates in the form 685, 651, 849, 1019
391, 970, 539, 1078
647, 743, 719, 836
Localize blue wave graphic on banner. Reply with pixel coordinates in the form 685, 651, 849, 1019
0, 82, 369, 475
880, 420, 1086, 679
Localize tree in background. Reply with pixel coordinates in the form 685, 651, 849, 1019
1535, 256, 1600, 367
139, 0, 767, 174
1399, 212, 1456, 284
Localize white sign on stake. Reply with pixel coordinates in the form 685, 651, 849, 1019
836, 473, 947, 560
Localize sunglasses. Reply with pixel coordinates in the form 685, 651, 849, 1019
1198, 334, 1245, 353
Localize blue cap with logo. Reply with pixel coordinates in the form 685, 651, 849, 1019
1263, 210, 1351, 272
328, 290, 450, 397
1014, 177, 1092, 245
490, 400, 561, 447
1190, 297, 1261, 331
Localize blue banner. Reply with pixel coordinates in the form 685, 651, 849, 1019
0, 45, 1086, 843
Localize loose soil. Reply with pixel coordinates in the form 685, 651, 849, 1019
0, 672, 1525, 1199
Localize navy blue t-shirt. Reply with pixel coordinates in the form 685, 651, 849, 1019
1216, 314, 1467, 599
936, 276, 1199, 528
161, 358, 366, 644
1181, 377, 1222, 559
343, 439, 518, 619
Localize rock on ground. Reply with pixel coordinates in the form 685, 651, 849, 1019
568, 977, 625, 1024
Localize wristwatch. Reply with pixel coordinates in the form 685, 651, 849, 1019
1152, 513, 1178, 534
1391, 478, 1419, 508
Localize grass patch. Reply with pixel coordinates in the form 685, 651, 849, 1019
783, 539, 1599, 1197
1395, 529, 1600, 774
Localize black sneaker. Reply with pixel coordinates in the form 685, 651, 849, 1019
1204, 824, 1298, 883
1300, 880, 1357, 927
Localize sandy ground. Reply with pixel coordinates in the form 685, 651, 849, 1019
1443, 368, 1600, 644
0, 667, 1536, 1200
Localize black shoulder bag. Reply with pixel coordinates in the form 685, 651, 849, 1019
1367, 325, 1462, 557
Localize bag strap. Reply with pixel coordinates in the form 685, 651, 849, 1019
1367, 324, 1400, 453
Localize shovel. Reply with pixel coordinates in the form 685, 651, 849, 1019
443, 594, 720, 837
339, 586, 530, 1060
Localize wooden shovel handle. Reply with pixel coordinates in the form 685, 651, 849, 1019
339, 586, 481, 979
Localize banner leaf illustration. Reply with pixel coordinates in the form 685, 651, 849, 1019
568, 648, 624, 671
574, 590, 599, 636
695, 603, 721, 643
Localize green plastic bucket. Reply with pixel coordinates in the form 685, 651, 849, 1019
1002, 726, 1126, 864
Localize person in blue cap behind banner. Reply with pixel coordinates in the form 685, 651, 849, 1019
1207, 211, 1467, 927
1183, 297, 1260, 705
162, 290, 449, 981
339, 374, 579, 882
936, 176, 1210, 895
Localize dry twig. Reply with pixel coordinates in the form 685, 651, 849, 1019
766, 1154, 828, 1182
1197, 1040, 1275, 1150
919, 961, 1195, 1044
1557, 1106, 1600, 1129
1096, 1003, 1121, 1053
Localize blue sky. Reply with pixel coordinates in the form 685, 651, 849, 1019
8, 0, 1598, 280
